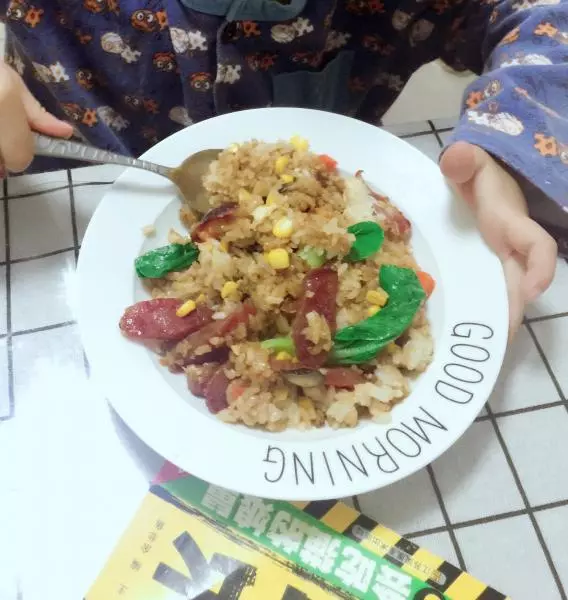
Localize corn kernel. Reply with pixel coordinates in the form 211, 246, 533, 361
290, 135, 309, 153
367, 305, 381, 317
386, 342, 398, 354
238, 188, 251, 202
275, 156, 290, 175
276, 351, 293, 361
366, 289, 389, 307
266, 190, 280, 206
221, 281, 239, 299
280, 174, 295, 184
272, 217, 293, 239
196, 294, 206, 304
176, 299, 196, 317
266, 248, 290, 270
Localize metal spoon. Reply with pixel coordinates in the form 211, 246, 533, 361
33, 133, 221, 214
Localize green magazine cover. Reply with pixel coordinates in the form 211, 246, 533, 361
86, 462, 510, 600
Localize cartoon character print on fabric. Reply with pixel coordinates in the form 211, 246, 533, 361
76, 68, 98, 91
6, 0, 27, 22
221, 21, 243, 43
325, 31, 351, 52
534, 132, 568, 164
499, 26, 521, 45
514, 86, 561, 118
33, 61, 70, 84
143, 99, 159, 115
345, 0, 385, 16
362, 34, 395, 55
169, 106, 193, 127
130, 2, 167, 33
7, 0, 44, 28
535, 21, 568, 44
84, 0, 119, 15
216, 65, 242, 85
123, 95, 159, 115
467, 101, 524, 136
84, 0, 104, 14
169, 28, 208, 55
189, 72, 212, 92
153, 52, 178, 73
98, 106, 129, 131
241, 21, 261, 38
392, 10, 413, 31
131, 9, 167, 33
291, 51, 323, 68
410, 20, 434, 46
6, 50, 25, 76
375, 72, 405, 92
465, 79, 502, 109
433, 0, 451, 15
101, 32, 141, 64
246, 53, 278, 72
62, 103, 98, 128
513, 0, 559, 10
76, 30, 94, 44
271, 18, 314, 44
498, 52, 553, 66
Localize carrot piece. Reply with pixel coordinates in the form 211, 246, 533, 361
417, 271, 436, 298
227, 380, 247, 403
319, 154, 338, 171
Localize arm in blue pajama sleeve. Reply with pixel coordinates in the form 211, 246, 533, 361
440, 0, 568, 227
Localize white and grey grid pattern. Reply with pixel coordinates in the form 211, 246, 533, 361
1, 120, 567, 600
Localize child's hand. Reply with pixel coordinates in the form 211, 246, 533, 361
0, 62, 73, 177
440, 141, 557, 339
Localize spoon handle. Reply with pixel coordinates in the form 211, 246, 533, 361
33, 133, 171, 178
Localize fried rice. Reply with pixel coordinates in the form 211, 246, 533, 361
119, 138, 434, 431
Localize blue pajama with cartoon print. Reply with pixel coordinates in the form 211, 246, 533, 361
2, 0, 568, 252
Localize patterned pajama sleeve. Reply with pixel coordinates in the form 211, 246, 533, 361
2, 0, 568, 257
441, 0, 568, 249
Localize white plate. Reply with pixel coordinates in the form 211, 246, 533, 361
77, 108, 508, 500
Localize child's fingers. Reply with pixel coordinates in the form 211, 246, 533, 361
0, 65, 34, 172
440, 141, 481, 185
502, 255, 525, 342
506, 217, 557, 302
17, 77, 74, 138
439, 142, 487, 209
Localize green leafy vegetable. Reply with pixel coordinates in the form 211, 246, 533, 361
260, 336, 296, 355
135, 243, 199, 279
298, 247, 327, 268
345, 221, 384, 263
329, 265, 425, 365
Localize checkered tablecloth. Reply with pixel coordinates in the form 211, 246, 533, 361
0, 120, 567, 600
